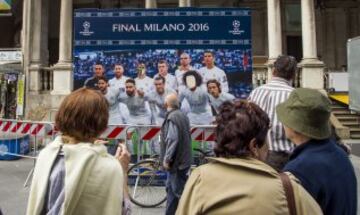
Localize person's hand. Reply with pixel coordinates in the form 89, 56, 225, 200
94, 139, 109, 145
163, 161, 170, 171
115, 143, 130, 171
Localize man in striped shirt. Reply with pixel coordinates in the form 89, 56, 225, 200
248, 55, 297, 171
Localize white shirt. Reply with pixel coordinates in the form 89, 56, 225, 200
135, 76, 154, 92
208, 92, 235, 113
248, 77, 295, 152
117, 91, 151, 125
154, 73, 178, 91
198, 66, 229, 92
103, 88, 125, 125
147, 88, 176, 124
108, 75, 129, 93
179, 87, 213, 125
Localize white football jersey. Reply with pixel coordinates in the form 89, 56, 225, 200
198, 66, 229, 93
108, 76, 129, 93
135, 76, 154, 92
154, 73, 178, 92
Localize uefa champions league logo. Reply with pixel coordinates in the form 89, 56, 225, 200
83, 21, 90, 31
80, 21, 94, 36
229, 20, 244, 35
233, 20, 240, 29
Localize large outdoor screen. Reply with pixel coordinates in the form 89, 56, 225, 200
73, 8, 252, 98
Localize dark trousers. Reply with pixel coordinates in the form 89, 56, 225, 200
165, 167, 189, 215
266, 151, 290, 172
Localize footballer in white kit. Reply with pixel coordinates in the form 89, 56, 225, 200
179, 71, 214, 125
97, 77, 126, 125
207, 79, 235, 114
134, 63, 154, 92
118, 78, 151, 125
198, 51, 229, 93
154, 60, 178, 91
174, 53, 194, 93
108, 64, 129, 92
148, 76, 176, 125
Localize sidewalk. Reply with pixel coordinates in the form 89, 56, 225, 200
0, 158, 164, 215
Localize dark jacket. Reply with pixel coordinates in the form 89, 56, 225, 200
84, 76, 100, 90
160, 109, 192, 172
283, 138, 357, 215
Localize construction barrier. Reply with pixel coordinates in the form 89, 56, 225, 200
0, 119, 216, 143
0, 119, 216, 157
0, 119, 56, 160
0, 118, 216, 186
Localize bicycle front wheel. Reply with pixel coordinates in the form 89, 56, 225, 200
127, 160, 167, 208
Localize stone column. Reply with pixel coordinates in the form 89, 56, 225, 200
28, 0, 44, 92
299, 0, 324, 89
22, 0, 31, 72
266, 0, 282, 81
179, 0, 191, 7
51, 0, 73, 95
145, 0, 157, 8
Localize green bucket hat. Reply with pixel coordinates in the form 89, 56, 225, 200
276, 88, 331, 140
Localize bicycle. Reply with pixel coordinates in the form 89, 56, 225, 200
127, 155, 167, 208
193, 147, 213, 166
127, 147, 213, 208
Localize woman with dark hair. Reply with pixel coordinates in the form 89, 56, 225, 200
26, 88, 131, 215
176, 100, 322, 215
179, 70, 213, 125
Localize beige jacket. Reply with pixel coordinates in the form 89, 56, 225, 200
176, 157, 322, 215
26, 136, 124, 215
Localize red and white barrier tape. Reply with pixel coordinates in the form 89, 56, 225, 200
0, 120, 53, 136
100, 125, 127, 139
0, 120, 215, 141
191, 128, 216, 141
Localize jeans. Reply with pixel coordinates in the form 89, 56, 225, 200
165, 167, 189, 215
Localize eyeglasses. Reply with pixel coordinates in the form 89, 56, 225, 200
180, 58, 188, 59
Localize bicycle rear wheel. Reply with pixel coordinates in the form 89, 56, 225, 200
127, 159, 167, 207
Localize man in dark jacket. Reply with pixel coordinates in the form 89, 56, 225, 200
278, 88, 357, 215
160, 93, 192, 215
84, 62, 105, 90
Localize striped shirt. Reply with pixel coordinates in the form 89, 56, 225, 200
248, 77, 295, 152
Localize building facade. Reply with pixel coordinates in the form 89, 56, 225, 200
1, 0, 360, 119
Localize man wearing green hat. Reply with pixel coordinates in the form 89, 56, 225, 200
278, 88, 357, 215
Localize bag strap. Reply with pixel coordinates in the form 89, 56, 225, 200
279, 173, 297, 215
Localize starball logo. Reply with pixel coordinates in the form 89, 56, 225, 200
80, 21, 94, 36
229, 20, 244, 35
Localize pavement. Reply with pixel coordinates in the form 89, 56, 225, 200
0, 158, 165, 215
1, 155, 360, 215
